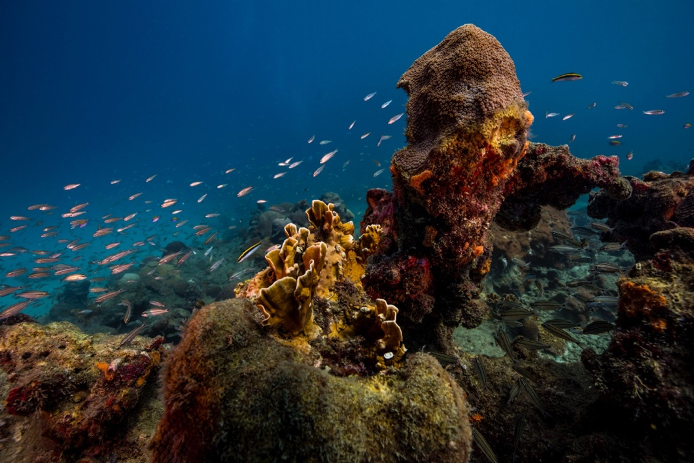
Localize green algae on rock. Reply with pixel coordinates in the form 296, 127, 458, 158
150, 298, 472, 462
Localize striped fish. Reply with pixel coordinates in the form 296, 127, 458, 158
473, 357, 489, 390
542, 322, 582, 346
119, 323, 146, 347
591, 263, 623, 274
512, 362, 539, 384
120, 299, 132, 324
583, 320, 616, 335
494, 328, 517, 361
204, 231, 219, 246
531, 300, 563, 311
158, 251, 181, 266
0, 286, 22, 297
519, 378, 551, 418
16, 290, 49, 299
238, 242, 262, 263
545, 319, 578, 329
95, 288, 125, 304
513, 337, 551, 351
0, 301, 30, 320
507, 379, 522, 405
472, 428, 497, 463
500, 307, 535, 321
427, 351, 458, 367
513, 413, 526, 462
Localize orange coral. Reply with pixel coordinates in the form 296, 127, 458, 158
478, 258, 492, 276
524, 110, 534, 125
470, 413, 483, 424
96, 362, 114, 381
619, 281, 670, 331
410, 169, 433, 194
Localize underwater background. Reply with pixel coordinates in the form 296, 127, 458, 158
1, 1, 694, 462
1, 2, 693, 318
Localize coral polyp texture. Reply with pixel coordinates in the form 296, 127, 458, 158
362, 24, 534, 351
150, 299, 472, 462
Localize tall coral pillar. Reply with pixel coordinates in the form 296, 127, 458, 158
362, 24, 533, 351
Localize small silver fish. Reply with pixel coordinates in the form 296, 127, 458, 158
562, 113, 575, 120
612, 80, 629, 87
387, 113, 404, 124
209, 258, 225, 272
545, 111, 560, 118
363, 91, 376, 101
320, 149, 338, 164
665, 91, 689, 98
643, 109, 665, 115
381, 100, 392, 108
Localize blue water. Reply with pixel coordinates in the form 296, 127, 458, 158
1, 1, 692, 317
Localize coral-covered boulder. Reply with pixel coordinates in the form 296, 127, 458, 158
150, 299, 471, 462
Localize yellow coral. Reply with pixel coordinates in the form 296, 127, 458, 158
236, 199, 405, 369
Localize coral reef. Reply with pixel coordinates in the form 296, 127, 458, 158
150, 299, 471, 462
237, 200, 405, 371
587, 159, 694, 260
362, 24, 533, 352
496, 142, 632, 231
0, 320, 164, 461
581, 159, 694, 459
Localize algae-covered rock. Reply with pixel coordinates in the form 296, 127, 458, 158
150, 299, 471, 462
0, 320, 164, 461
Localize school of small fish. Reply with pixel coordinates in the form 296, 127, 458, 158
540, 72, 688, 162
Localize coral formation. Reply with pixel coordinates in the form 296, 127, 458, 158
150, 299, 471, 462
0, 320, 164, 461
587, 159, 694, 260
237, 200, 406, 370
496, 143, 632, 231
362, 24, 534, 352
581, 159, 694, 458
